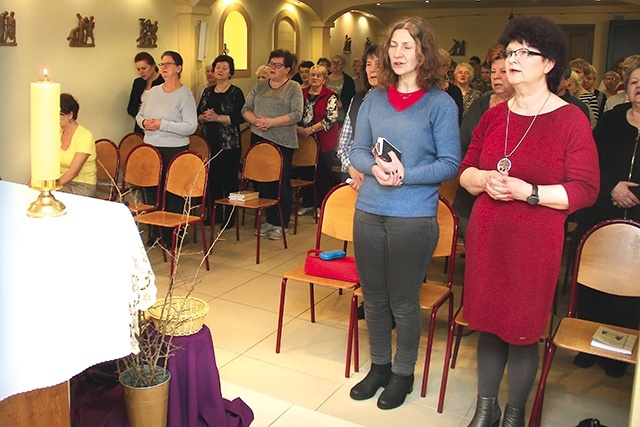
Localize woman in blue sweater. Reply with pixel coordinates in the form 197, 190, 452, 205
349, 16, 460, 410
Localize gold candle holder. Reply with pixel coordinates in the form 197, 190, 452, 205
27, 179, 67, 218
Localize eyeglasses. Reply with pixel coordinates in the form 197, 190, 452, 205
268, 61, 286, 69
158, 62, 176, 67
502, 48, 544, 59
310, 73, 324, 78
331, 61, 344, 65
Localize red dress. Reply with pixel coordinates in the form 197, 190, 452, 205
461, 102, 599, 345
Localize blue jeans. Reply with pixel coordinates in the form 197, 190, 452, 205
353, 210, 439, 375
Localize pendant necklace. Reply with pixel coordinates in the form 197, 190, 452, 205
497, 92, 551, 173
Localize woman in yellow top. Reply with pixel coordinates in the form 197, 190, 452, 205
59, 93, 97, 197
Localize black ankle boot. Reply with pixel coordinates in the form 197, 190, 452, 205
376, 372, 414, 410
502, 403, 524, 427
468, 396, 501, 427
350, 363, 392, 400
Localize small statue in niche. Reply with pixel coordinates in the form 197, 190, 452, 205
0, 10, 17, 46
364, 37, 372, 52
222, 43, 229, 55
137, 18, 158, 48
343, 35, 352, 54
67, 13, 95, 47
448, 39, 466, 56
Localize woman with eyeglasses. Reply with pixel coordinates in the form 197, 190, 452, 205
459, 17, 599, 427
127, 52, 164, 135
295, 65, 339, 216
349, 16, 460, 410
136, 50, 198, 246
326, 54, 356, 125
241, 49, 303, 240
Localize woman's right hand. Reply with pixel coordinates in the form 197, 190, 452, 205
611, 181, 640, 208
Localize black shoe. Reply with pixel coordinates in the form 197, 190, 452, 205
376, 372, 414, 410
601, 359, 627, 378
468, 396, 501, 427
349, 363, 392, 401
357, 304, 365, 320
502, 403, 525, 427
573, 352, 597, 369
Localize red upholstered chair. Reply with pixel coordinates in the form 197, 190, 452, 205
529, 219, 640, 427
276, 183, 360, 377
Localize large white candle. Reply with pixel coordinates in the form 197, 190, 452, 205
30, 68, 61, 187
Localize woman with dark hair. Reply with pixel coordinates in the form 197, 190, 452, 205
459, 17, 599, 426
136, 50, 198, 245
127, 52, 164, 134
242, 49, 303, 240
59, 93, 97, 197
298, 60, 315, 90
337, 44, 379, 191
326, 54, 356, 125
198, 55, 245, 224
295, 64, 339, 215
349, 17, 460, 410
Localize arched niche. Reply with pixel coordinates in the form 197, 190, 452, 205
273, 10, 299, 55
219, 4, 251, 78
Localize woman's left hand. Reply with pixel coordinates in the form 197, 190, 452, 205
373, 151, 403, 186
255, 116, 271, 131
144, 118, 161, 131
611, 181, 640, 208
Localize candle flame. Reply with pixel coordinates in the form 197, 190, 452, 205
42, 67, 49, 82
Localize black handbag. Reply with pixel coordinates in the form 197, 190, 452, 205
576, 419, 608, 427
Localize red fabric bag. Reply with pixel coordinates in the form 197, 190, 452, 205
304, 249, 360, 282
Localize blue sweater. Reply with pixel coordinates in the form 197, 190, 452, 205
350, 86, 460, 217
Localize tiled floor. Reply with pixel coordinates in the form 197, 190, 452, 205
148, 209, 633, 427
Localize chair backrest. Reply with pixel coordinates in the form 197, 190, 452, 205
292, 136, 319, 168
434, 195, 458, 259
317, 183, 358, 245
188, 134, 211, 161
95, 138, 119, 183
122, 144, 162, 188
164, 151, 208, 201
240, 127, 252, 164
118, 132, 144, 166
438, 178, 458, 204
242, 142, 283, 184
569, 219, 640, 315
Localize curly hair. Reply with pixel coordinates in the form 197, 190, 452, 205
378, 16, 440, 90
360, 44, 379, 92
485, 43, 505, 65
269, 49, 295, 69
499, 16, 567, 92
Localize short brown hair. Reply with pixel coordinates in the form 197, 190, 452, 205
377, 16, 440, 90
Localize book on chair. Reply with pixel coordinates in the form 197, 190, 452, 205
228, 191, 259, 202
591, 325, 638, 355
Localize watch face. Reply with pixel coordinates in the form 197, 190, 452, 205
527, 196, 539, 205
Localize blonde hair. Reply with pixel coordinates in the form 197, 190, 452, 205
255, 65, 268, 76
309, 64, 328, 80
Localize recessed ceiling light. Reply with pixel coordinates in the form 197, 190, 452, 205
376, 2, 381, 5
351, 9, 356, 12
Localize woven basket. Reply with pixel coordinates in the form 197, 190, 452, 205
147, 296, 209, 336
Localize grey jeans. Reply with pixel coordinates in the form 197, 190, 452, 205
353, 209, 439, 375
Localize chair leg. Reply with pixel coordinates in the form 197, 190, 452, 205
278, 204, 287, 249
275, 278, 288, 353
436, 304, 459, 409
309, 283, 316, 323
209, 204, 218, 246
529, 341, 557, 427
421, 294, 453, 398
293, 188, 300, 235
451, 324, 464, 369
346, 292, 356, 378
200, 222, 210, 271
255, 210, 262, 264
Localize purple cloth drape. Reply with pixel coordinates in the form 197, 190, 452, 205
71, 325, 254, 427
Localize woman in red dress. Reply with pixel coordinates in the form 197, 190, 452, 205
459, 17, 600, 427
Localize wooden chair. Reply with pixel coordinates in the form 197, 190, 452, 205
211, 142, 286, 264
347, 195, 458, 389
438, 178, 458, 204
134, 151, 210, 278
118, 132, 144, 167
120, 144, 162, 215
95, 138, 120, 200
188, 134, 210, 163
529, 219, 640, 427
275, 183, 360, 377
291, 135, 320, 235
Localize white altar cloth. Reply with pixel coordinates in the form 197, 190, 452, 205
0, 181, 156, 402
